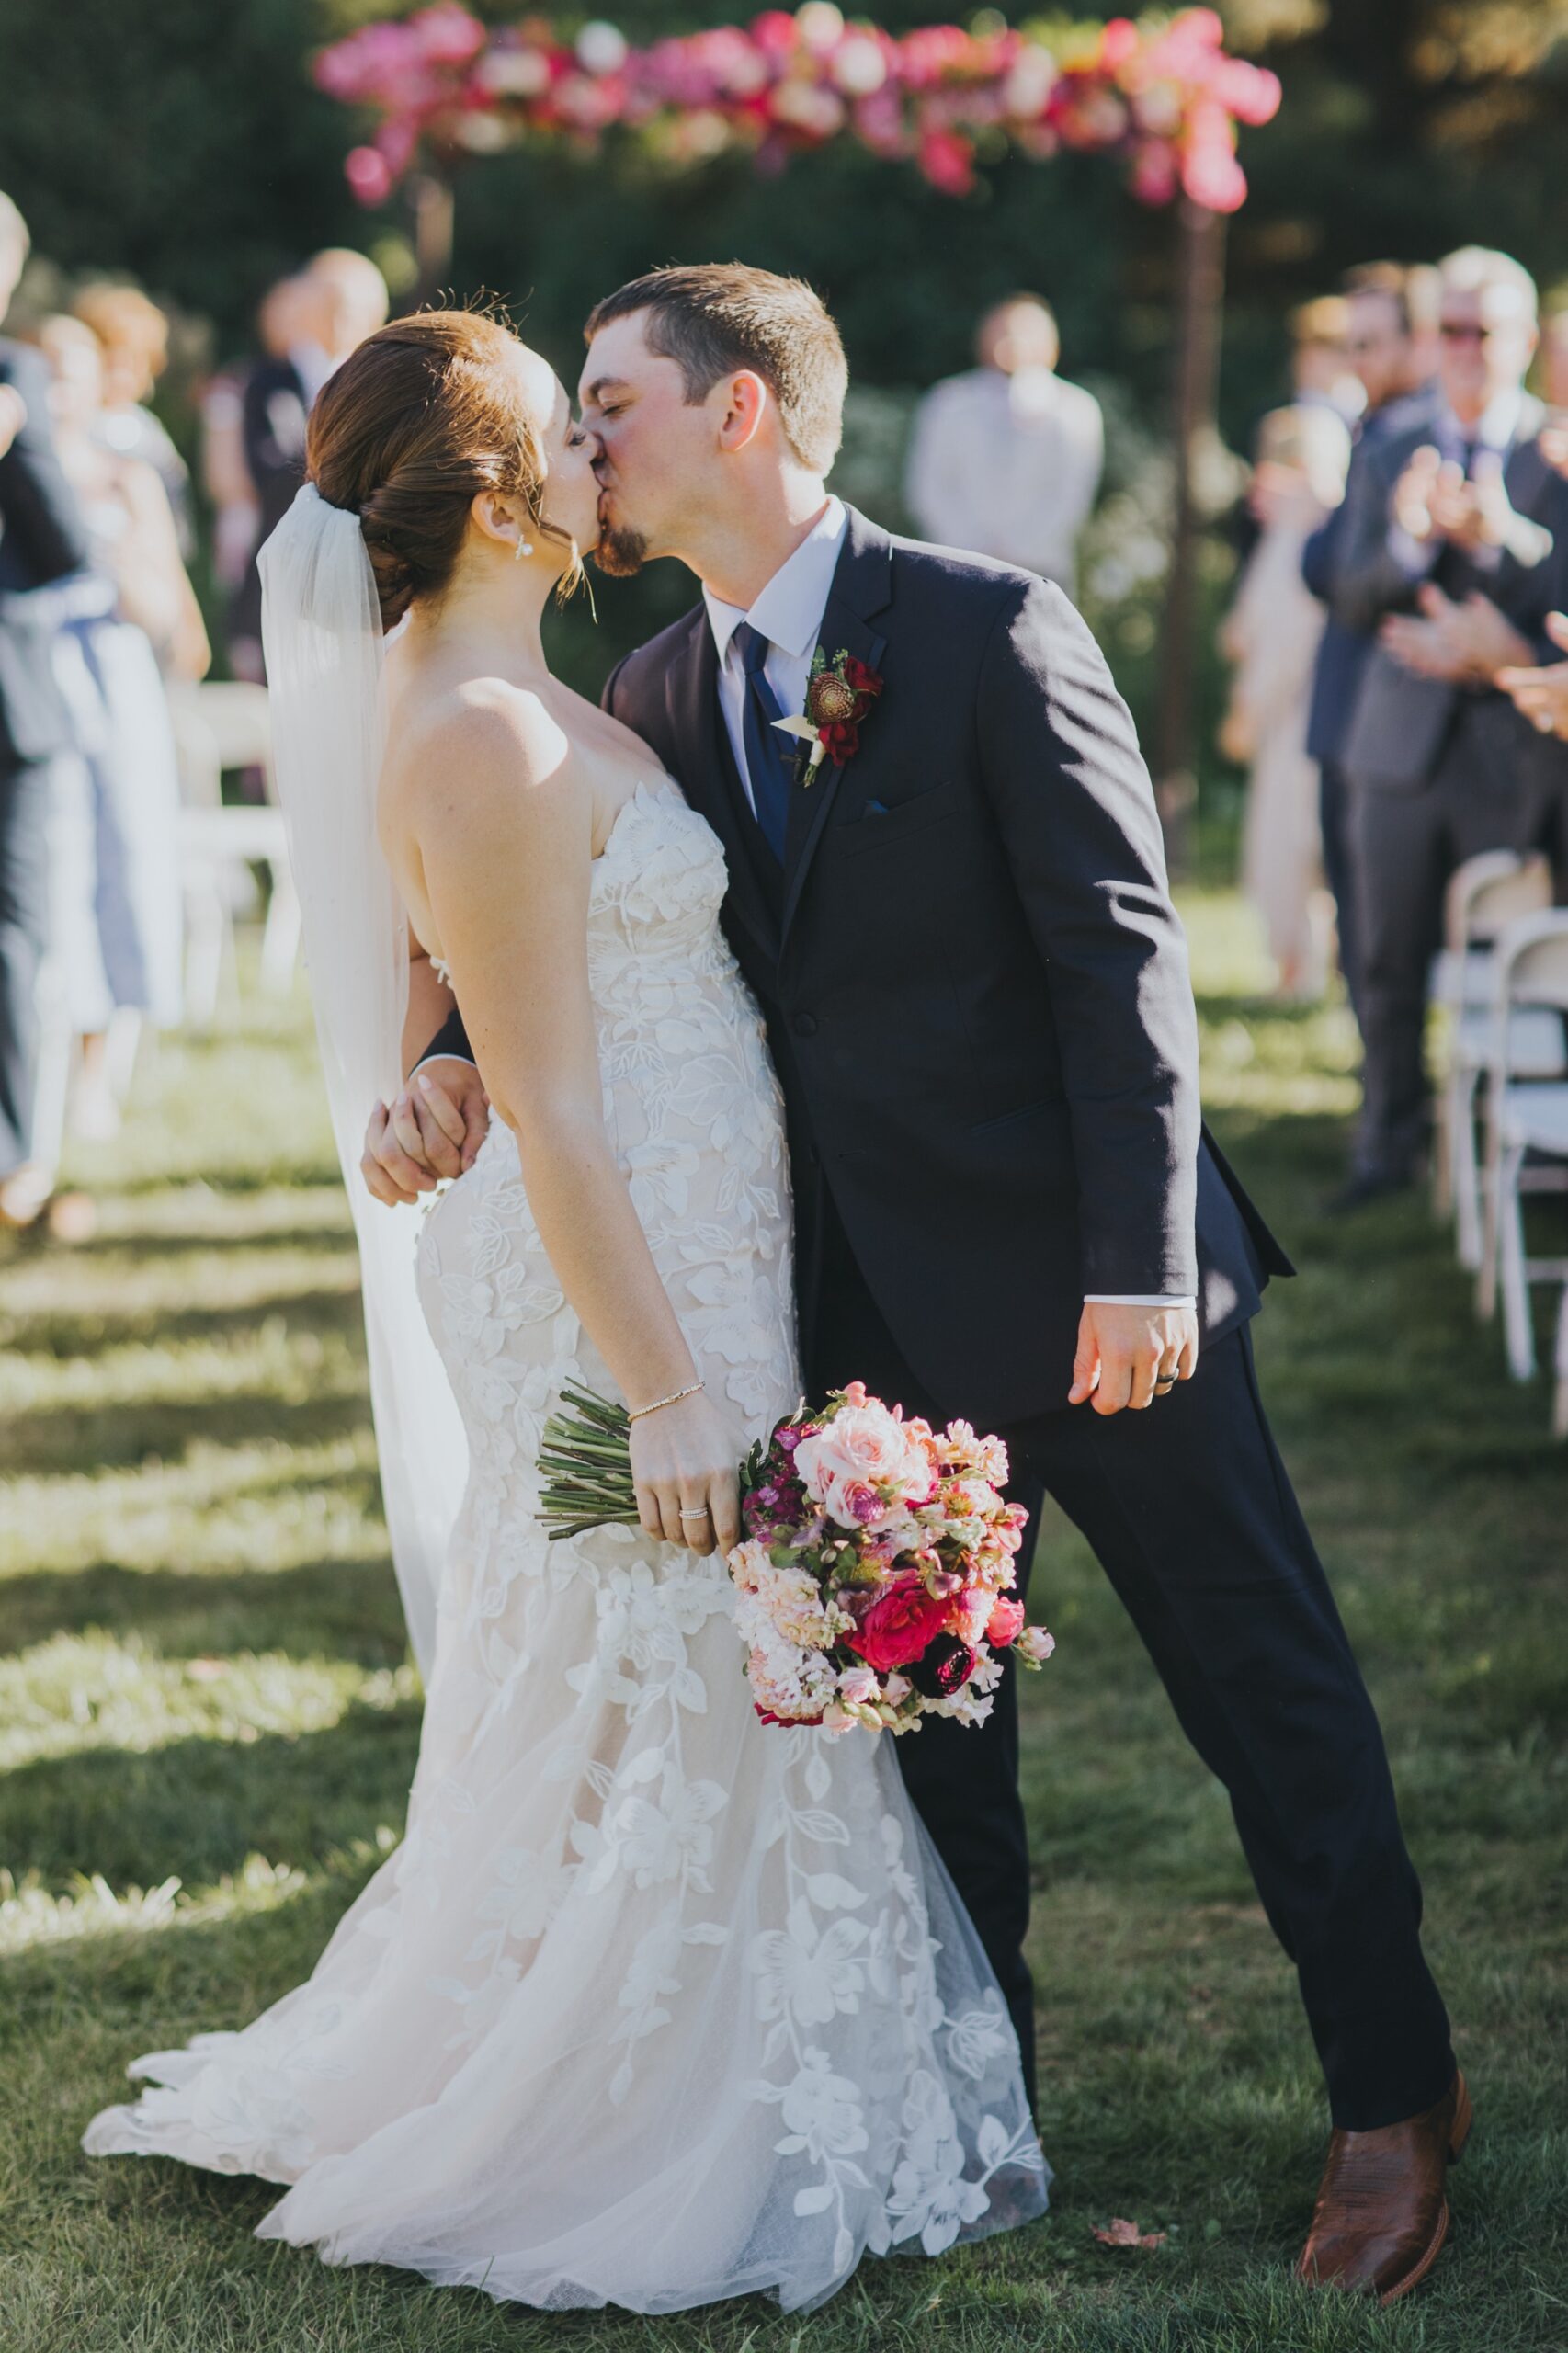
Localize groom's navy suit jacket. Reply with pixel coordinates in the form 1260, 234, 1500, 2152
429, 506, 1289, 1426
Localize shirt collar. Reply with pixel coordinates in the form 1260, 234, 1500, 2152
703, 495, 848, 666
290, 340, 336, 409
1438, 385, 1526, 453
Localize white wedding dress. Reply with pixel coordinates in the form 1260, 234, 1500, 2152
84, 777, 1049, 2313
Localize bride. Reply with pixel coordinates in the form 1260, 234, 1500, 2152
83, 307, 1048, 2313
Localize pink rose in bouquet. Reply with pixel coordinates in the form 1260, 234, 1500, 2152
792, 1387, 937, 1528
986, 1596, 1027, 1649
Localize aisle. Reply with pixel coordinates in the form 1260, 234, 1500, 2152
1, 904, 1562, 2353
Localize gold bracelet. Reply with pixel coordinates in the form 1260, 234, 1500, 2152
628, 1381, 704, 1423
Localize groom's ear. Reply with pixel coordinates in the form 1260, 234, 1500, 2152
715, 370, 768, 455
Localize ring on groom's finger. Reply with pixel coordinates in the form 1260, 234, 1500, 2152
1153, 1377, 1177, 1395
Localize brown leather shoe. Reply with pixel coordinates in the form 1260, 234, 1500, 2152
1298, 2073, 1471, 2306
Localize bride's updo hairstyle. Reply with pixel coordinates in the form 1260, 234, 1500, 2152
307, 308, 580, 631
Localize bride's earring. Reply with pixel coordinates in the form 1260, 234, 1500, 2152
514, 530, 534, 562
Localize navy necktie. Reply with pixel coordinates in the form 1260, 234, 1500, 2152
732, 620, 795, 865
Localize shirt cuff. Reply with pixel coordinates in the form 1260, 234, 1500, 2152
1084, 1294, 1198, 1310
411, 1051, 477, 1077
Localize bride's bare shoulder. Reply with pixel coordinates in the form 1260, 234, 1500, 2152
382, 672, 577, 838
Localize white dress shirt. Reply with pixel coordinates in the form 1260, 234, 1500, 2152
289, 339, 337, 411
904, 366, 1105, 594
699, 497, 1189, 1316
703, 496, 851, 813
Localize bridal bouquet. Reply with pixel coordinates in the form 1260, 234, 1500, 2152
539, 1381, 1053, 1735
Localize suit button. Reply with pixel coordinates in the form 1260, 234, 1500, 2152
791, 1013, 818, 1039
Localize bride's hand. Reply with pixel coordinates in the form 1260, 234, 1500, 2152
361, 1062, 491, 1204
630, 1388, 744, 1556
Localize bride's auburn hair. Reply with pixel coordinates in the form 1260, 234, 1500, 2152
307, 308, 580, 631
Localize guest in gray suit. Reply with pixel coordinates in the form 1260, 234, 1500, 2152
1324, 246, 1568, 1209
1301, 263, 1439, 1024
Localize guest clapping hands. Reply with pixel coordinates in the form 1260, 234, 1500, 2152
1499, 610, 1568, 740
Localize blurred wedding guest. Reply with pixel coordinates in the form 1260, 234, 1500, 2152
38, 313, 208, 1136
0, 193, 93, 1233
1288, 295, 1365, 425
1221, 404, 1351, 999
228, 250, 389, 680
1301, 263, 1442, 1022
71, 281, 192, 554
1324, 244, 1568, 1210
200, 275, 300, 621
1540, 301, 1568, 413
1496, 606, 1568, 892
1500, 610, 1568, 737
904, 293, 1104, 595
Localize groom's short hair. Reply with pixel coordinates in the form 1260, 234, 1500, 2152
585, 264, 847, 474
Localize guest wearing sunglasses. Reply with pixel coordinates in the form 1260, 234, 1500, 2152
1301, 263, 1440, 1025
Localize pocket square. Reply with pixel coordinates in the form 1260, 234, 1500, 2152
863, 798, 891, 816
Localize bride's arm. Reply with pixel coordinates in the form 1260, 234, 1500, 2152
402, 934, 456, 1081
409, 698, 742, 1556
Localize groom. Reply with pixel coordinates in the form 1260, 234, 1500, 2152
366, 266, 1465, 2302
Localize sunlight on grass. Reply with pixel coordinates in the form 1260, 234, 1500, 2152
0, 1851, 317, 1957
0, 1632, 418, 1771
0, 1435, 384, 1581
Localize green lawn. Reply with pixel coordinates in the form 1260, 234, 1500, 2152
2, 900, 1565, 2353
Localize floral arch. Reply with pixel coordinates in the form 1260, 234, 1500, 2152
315, 4, 1282, 835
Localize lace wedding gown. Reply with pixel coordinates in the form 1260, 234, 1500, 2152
84, 778, 1049, 2313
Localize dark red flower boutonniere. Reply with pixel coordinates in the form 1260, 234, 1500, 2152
773, 646, 884, 785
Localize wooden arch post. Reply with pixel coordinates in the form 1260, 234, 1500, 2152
1153, 197, 1228, 881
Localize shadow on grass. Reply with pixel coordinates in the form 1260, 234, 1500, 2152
1, 1702, 422, 1896
1, 1391, 373, 1476
0, 1558, 408, 1667
8, 1219, 353, 1262
6, 1285, 367, 1360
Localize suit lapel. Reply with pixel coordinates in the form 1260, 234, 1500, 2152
665, 608, 780, 963
1504, 396, 1549, 512
778, 507, 893, 950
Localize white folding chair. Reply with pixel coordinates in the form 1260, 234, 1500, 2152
177, 806, 299, 1019
1431, 851, 1556, 1268
1474, 911, 1568, 1381
168, 683, 299, 1022
169, 680, 276, 803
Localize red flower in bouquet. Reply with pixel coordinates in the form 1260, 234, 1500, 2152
846, 1571, 952, 1674
907, 1634, 979, 1699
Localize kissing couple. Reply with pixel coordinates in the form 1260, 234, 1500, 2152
85, 266, 1466, 2315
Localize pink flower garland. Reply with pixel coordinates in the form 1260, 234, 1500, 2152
318, 3, 1280, 211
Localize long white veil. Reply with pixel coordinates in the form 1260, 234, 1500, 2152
259, 483, 465, 1678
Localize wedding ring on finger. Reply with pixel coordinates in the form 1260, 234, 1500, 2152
679, 1506, 710, 1522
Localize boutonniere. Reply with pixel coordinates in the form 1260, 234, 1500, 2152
773, 646, 884, 785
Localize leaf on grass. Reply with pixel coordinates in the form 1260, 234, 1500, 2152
1093, 2217, 1167, 2250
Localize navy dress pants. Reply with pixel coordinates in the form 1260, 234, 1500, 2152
803, 1186, 1454, 2131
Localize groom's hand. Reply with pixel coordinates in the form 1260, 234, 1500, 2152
1069, 1302, 1199, 1415
361, 1061, 491, 1204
